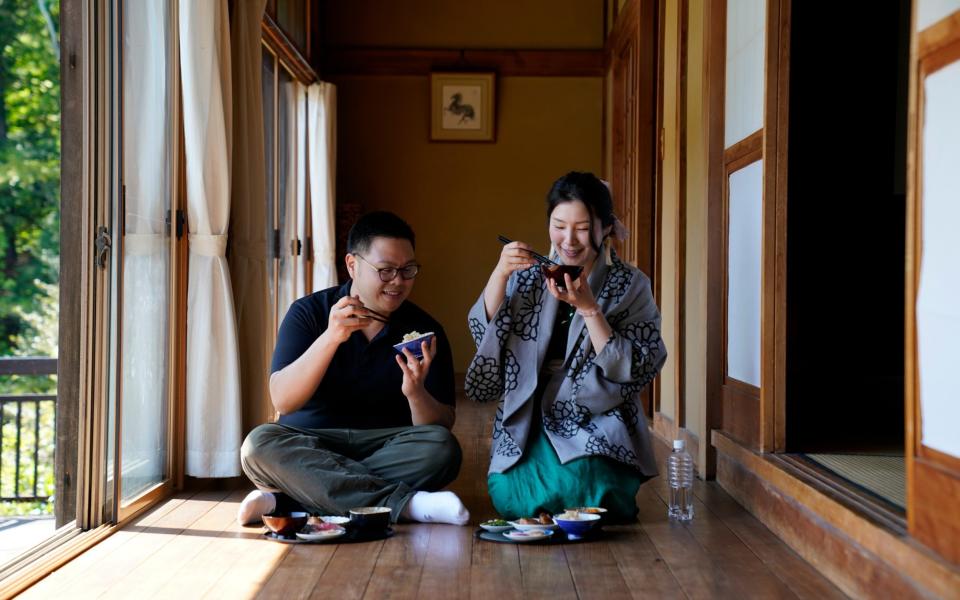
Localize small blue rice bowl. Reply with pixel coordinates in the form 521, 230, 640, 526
554, 512, 601, 540
393, 332, 435, 359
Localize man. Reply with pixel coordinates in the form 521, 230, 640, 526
238, 211, 469, 526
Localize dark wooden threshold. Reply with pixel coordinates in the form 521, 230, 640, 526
713, 430, 960, 599
776, 454, 905, 535
320, 47, 605, 77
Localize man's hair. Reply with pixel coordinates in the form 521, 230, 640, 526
346, 211, 416, 256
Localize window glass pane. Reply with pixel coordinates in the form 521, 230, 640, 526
0, 0, 62, 555
276, 68, 296, 323
116, 0, 172, 502
917, 60, 960, 457
727, 160, 763, 386
276, 0, 307, 54
724, 0, 766, 147
294, 82, 308, 300
916, 0, 960, 31
263, 51, 276, 332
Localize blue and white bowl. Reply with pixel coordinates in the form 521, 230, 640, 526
553, 512, 601, 540
393, 332, 435, 359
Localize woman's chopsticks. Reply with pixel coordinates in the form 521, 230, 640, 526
497, 235, 558, 266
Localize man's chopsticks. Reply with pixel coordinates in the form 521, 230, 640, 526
362, 307, 390, 324
497, 235, 558, 266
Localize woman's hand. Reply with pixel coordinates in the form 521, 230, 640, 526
325, 295, 374, 344
546, 271, 600, 314
495, 241, 538, 280
396, 335, 437, 399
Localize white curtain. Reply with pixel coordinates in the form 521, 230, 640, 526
308, 83, 338, 291
228, 0, 271, 433
276, 77, 298, 323
180, 0, 242, 477
120, 0, 170, 497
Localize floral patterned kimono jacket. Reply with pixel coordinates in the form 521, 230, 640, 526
466, 253, 666, 520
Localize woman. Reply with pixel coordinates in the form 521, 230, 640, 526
466, 171, 667, 522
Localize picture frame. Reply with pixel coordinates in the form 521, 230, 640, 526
430, 72, 496, 142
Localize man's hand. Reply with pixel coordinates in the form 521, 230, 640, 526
325, 295, 374, 344
395, 336, 436, 399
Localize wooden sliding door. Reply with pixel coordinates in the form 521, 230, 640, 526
707, 0, 788, 454
906, 2, 960, 565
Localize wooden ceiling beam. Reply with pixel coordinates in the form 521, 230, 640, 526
320, 47, 605, 77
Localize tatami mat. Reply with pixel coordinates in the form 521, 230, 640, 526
805, 454, 905, 508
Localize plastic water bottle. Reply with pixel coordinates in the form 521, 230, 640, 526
667, 439, 694, 520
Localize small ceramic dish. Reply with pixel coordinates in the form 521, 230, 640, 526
392, 332, 435, 359
296, 526, 347, 542
507, 520, 558, 533
503, 529, 554, 543
312, 515, 351, 528
479, 520, 513, 533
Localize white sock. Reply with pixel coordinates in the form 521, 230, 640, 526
401, 491, 470, 525
237, 490, 276, 525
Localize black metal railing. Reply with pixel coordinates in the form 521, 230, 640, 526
0, 357, 56, 502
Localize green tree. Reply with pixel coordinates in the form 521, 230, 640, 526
0, 0, 61, 356
0, 0, 60, 516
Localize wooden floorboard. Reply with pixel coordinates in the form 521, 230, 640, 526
518, 543, 578, 600
156, 488, 290, 600
416, 525, 473, 599
18, 396, 846, 599
635, 484, 747, 599
102, 488, 249, 599
650, 478, 799, 599
564, 537, 634, 600
470, 532, 522, 600
361, 523, 430, 600
605, 523, 686, 599
691, 480, 848, 600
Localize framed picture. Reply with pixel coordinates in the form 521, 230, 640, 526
430, 72, 496, 142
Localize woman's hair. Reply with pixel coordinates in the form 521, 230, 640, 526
546, 171, 614, 252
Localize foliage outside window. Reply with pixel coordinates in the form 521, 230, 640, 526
0, 0, 61, 517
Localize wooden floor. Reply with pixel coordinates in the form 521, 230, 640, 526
20, 399, 846, 599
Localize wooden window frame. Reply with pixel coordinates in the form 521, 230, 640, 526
906, 8, 960, 565
112, 0, 181, 525
261, 14, 316, 340
0, 0, 191, 591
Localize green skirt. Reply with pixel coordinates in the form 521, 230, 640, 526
487, 423, 648, 523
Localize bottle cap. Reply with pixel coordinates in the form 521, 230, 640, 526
673, 439, 685, 450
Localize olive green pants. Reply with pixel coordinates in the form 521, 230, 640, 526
240, 423, 462, 523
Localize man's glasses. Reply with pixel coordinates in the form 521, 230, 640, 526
354, 254, 421, 282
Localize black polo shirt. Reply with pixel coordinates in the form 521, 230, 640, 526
270, 280, 456, 430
